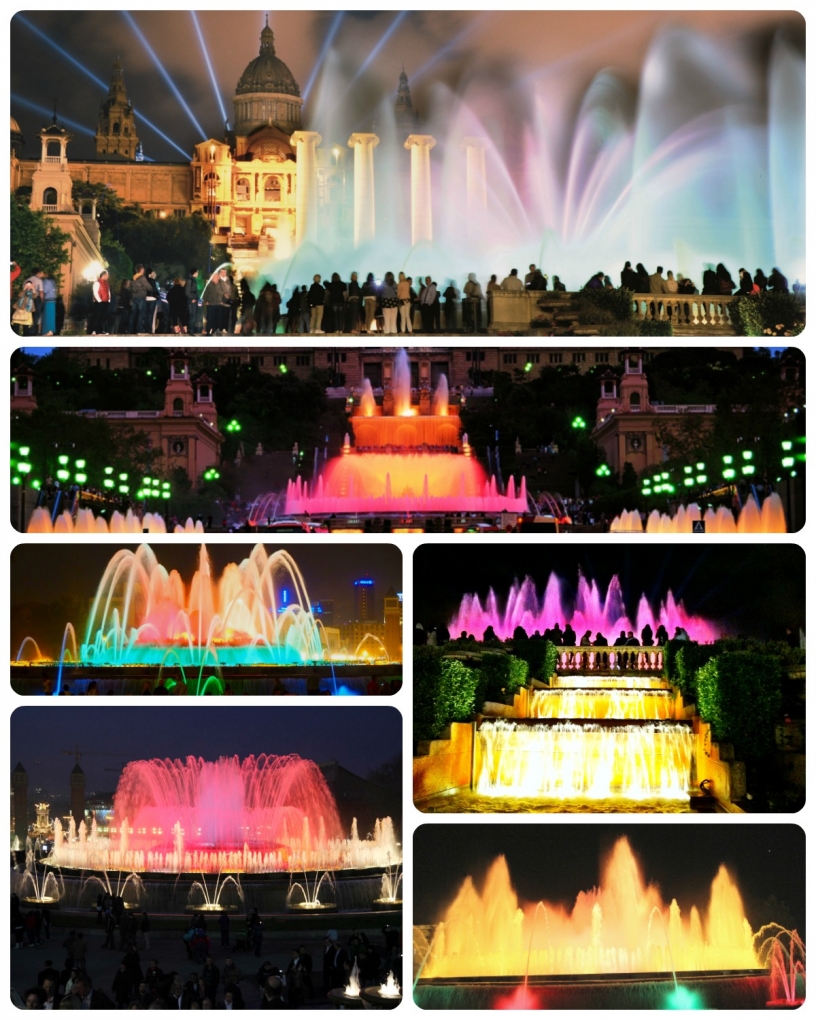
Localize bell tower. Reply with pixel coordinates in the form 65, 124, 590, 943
618, 350, 651, 413
96, 56, 138, 158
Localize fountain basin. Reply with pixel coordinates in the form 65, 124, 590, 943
286, 901, 338, 913
327, 988, 366, 1009
372, 898, 403, 911
362, 986, 403, 1009
414, 971, 770, 1010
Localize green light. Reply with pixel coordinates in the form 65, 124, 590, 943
742, 450, 753, 460
665, 985, 704, 1010
75, 459, 86, 469
571, 415, 587, 429
226, 419, 242, 433
31, 479, 41, 489
781, 440, 793, 451
723, 468, 736, 480
595, 464, 611, 477
280, 364, 288, 374
119, 485, 129, 494
104, 466, 114, 475
56, 469, 70, 481
782, 456, 795, 468
524, 362, 532, 373
722, 455, 733, 465
58, 455, 69, 466
17, 462, 31, 474
684, 478, 695, 486
103, 478, 115, 489
75, 472, 87, 484
118, 472, 128, 481
695, 462, 705, 471
19, 446, 30, 457
151, 488, 159, 497
142, 476, 152, 486
683, 466, 692, 474
162, 481, 170, 490
696, 474, 707, 484
11, 475, 20, 484
146, 370, 152, 376
742, 464, 756, 476
136, 490, 144, 499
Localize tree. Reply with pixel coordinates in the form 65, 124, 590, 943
10, 195, 70, 284
117, 212, 213, 281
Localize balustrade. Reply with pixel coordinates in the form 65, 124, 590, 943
555, 645, 664, 672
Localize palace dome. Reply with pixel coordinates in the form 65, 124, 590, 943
236, 24, 300, 97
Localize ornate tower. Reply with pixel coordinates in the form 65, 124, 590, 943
30, 113, 74, 213
395, 68, 417, 132
12, 762, 28, 847
70, 762, 86, 829
96, 56, 138, 159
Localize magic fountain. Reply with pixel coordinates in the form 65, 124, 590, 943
414, 837, 802, 1009
251, 350, 528, 520
45, 753, 400, 877
610, 494, 788, 534
423, 570, 724, 808
257, 21, 804, 296
12, 544, 398, 694
450, 570, 719, 644
26, 507, 205, 534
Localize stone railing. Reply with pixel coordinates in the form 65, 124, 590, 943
486, 288, 738, 333
41, 204, 59, 214
556, 645, 664, 671
632, 293, 736, 329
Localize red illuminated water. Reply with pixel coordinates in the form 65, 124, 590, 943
450, 572, 719, 644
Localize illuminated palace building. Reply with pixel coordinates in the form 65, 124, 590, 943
11, 20, 418, 290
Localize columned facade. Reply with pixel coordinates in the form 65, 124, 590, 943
348, 133, 379, 246
404, 134, 436, 246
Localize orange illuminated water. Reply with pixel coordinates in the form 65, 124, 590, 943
610, 494, 787, 534
423, 838, 759, 978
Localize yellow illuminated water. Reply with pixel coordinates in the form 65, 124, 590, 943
423, 838, 758, 977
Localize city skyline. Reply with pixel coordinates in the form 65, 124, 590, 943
11, 704, 402, 796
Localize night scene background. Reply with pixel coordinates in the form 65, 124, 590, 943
11, 10, 804, 163
11, 542, 402, 660
413, 543, 804, 641
414, 824, 805, 938
11, 704, 402, 835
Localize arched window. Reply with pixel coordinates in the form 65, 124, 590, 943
264, 176, 282, 203
124, 126, 129, 135
46, 140, 60, 157
173, 397, 184, 413
236, 178, 250, 201
198, 384, 210, 400
43, 187, 57, 206
629, 392, 641, 409
112, 122, 120, 134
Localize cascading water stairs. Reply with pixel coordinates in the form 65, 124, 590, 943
474, 661, 693, 804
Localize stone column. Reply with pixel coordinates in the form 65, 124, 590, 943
290, 130, 322, 247
404, 134, 436, 247
348, 132, 379, 247
461, 136, 488, 218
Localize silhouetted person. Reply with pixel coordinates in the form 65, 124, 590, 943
768, 267, 789, 293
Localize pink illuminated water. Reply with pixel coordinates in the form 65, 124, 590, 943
48, 754, 401, 874
114, 754, 342, 854
450, 572, 719, 643
285, 454, 527, 515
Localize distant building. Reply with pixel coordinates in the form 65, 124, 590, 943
12, 352, 223, 487
592, 349, 717, 477
11, 762, 29, 847
354, 577, 376, 621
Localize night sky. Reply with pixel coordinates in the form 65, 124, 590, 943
414, 544, 804, 639
11, 11, 803, 162
11, 542, 401, 657
414, 824, 805, 937
11, 704, 401, 799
